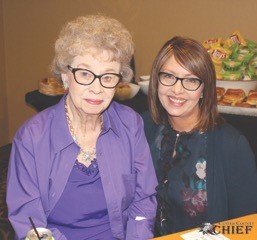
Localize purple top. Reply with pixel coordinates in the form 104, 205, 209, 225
7, 96, 157, 240
48, 160, 114, 239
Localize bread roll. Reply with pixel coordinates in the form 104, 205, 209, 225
248, 90, 257, 97
235, 102, 252, 108
217, 100, 231, 106
222, 88, 245, 105
216, 87, 226, 101
115, 83, 132, 100
39, 77, 66, 96
246, 90, 257, 105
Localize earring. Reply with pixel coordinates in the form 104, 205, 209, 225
63, 81, 68, 90
200, 94, 203, 99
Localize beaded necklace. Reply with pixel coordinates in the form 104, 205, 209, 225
65, 99, 103, 164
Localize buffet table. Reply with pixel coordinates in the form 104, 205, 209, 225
25, 90, 257, 162
25, 90, 148, 113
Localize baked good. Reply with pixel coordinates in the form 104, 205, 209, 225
216, 87, 226, 101
235, 102, 252, 108
39, 77, 66, 96
222, 88, 245, 105
248, 90, 257, 96
246, 90, 257, 105
115, 83, 132, 100
217, 100, 231, 106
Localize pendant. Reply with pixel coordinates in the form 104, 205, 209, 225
81, 148, 96, 162
83, 152, 91, 162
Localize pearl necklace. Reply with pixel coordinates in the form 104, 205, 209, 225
65, 99, 103, 164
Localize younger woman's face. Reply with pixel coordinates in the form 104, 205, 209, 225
158, 55, 204, 123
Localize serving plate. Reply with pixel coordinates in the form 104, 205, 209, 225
139, 75, 150, 81
138, 80, 149, 95
218, 105, 257, 116
216, 79, 257, 94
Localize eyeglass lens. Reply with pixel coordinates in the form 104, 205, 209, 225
76, 70, 120, 87
68, 66, 121, 88
159, 72, 202, 91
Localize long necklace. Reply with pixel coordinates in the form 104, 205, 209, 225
65, 99, 103, 164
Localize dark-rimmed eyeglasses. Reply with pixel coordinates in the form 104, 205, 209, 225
67, 65, 122, 89
158, 72, 203, 91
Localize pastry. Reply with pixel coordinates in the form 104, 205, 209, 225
216, 87, 226, 101
217, 100, 231, 106
235, 102, 252, 108
246, 90, 257, 105
115, 83, 132, 100
248, 90, 257, 96
222, 88, 245, 105
39, 77, 66, 96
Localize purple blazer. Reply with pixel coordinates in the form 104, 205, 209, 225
7, 96, 157, 240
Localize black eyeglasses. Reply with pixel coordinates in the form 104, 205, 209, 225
158, 72, 203, 91
67, 65, 122, 89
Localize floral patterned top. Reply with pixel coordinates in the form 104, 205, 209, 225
155, 124, 207, 235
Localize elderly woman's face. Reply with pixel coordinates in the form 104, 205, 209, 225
63, 48, 121, 115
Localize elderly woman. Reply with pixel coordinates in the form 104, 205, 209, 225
7, 15, 157, 240
143, 36, 257, 236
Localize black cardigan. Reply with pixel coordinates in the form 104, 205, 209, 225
142, 112, 257, 227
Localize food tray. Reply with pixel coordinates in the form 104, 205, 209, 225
218, 105, 257, 117
216, 79, 257, 94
